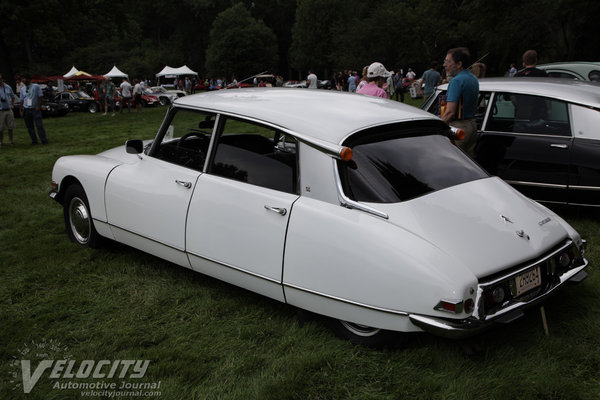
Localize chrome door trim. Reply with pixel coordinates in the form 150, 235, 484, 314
283, 282, 409, 316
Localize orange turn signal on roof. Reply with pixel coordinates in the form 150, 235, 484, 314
340, 146, 353, 161
454, 129, 465, 141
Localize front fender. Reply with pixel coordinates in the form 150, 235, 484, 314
52, 155, 121, 223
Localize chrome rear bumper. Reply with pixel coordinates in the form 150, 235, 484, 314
409, 266, 588, 339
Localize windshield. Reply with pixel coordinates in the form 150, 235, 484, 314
338, 121, 488, 203
75, 91, 92, 99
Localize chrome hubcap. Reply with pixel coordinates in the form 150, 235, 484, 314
340, 321, 381, 337
69, 197, 90, 244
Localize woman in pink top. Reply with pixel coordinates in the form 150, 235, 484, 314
356, 62, 391, 98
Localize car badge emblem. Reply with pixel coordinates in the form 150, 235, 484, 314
516, 230, 530, 241
538, 217, 551, 226
501, 215, 513, 223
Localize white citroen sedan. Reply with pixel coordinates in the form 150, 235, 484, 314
50, 88, 588, 346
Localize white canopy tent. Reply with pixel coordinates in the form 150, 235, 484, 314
63, 66, 79, 78
155, 65, 198, 78
104, 65, 128, 78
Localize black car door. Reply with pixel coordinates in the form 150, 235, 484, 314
475, 92, 571, 203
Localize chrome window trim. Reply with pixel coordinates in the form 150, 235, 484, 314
506, 180, 568, 189
332, 159, 389, 219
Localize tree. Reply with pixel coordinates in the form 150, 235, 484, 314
205, 3, 278, 80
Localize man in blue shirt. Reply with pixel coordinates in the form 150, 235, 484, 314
0, 74, 15, 147
442, 47, 479, 157
19, 73, 48, 144
419, 61, 441, 101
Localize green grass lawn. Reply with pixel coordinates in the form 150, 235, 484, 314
1, 99, 599, 400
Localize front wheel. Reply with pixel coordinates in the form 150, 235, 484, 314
63, 184, 101, 247
159, 97, 170, 106
88, 102, 98, 113
328, 319, 405, 348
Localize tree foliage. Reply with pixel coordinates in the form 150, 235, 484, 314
205, 3, 278, 80
1, 0, 599, 85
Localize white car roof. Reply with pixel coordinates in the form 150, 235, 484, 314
437, 77, 600, 109
173, 88, 437, 145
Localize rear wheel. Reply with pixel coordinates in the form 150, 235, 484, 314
328, 319, 405, 348
159, 96, 170, 106
88, 102, 98, 113
63, 184, 101, 247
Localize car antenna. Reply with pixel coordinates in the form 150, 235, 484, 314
468, 52, 489, 70
228, 71, 269, 88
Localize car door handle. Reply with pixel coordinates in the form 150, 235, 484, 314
264, 205, 287, 216
175, 180, 192, 188
550, 143, 568, 149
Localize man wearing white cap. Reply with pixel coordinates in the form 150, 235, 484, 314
356, 62, 390, 98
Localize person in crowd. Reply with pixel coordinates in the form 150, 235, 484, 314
119, 77, 132, 113
515, 50, 548, 77
15, 78, 25, 93
406, 68, 416, 80
470, 62, 486, 79
441, 47, 479, 157
0, 74, 15, 147
508, 63, 518, 77
19, 73, 48, 145
386, 70, 396, 99
133, 79, 143, 113
356, 62, 391, 98
347, 71, 357, 92
97, 80, 106, 113
419, 61, 441, 101
394, 70, 405, 102
104, 77, 116, 116
356, 66, 368, 93
306, 69, 318, 89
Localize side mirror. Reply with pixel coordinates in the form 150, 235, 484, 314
126, 139, 143, 154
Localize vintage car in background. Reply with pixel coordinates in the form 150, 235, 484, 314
424, 78, 600, 207
537, 62, 600, 82
140, 88, 160, 106
149, 86, 181, 105
50, 89, 588, 346
54, 90, 100, 113
41, 101, 69, 117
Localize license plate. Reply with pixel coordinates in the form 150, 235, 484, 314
514, 266, 542, 297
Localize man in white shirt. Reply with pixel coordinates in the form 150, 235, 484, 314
306, 69, 318, 89
133, 79, 143, 113
119, 77, 132, 113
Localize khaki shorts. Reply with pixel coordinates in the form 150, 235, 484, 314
0, 109, 15, 131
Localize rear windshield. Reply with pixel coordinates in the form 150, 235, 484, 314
338, 121, 488, 203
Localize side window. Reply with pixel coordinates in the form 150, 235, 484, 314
152, 109, 216, 171
547, 71, 579, 80
570, 104, 600, 139
209, 117, 298, 194
487, 92, 571, 136
425, 90, 446, 116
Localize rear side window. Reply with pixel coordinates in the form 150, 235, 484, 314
570, 104, 600, 139
338, 122, 487, 203
486, 92, 571, 136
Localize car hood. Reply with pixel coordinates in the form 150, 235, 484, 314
370, 177, 570, 279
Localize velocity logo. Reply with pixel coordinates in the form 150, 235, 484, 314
9, 339, 155, 395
